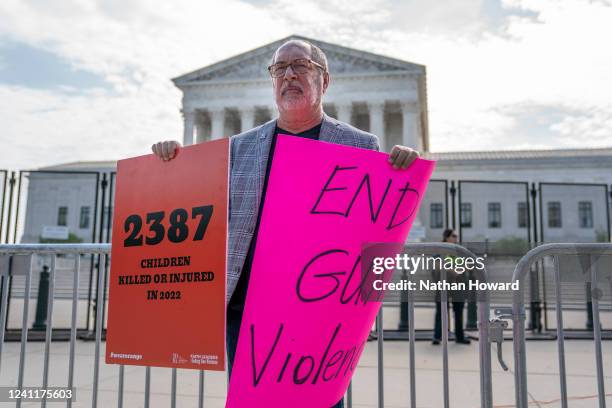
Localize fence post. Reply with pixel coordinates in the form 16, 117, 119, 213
530, 183, 538, 245
0, 171, 7, 243
4, 172, 16, 244
91, 174, 108, 336
33, 265, 50, 329
449, 181, 456, 230
529, 183, 542, 332
98, 174, 109, 331
2, 173, 16, 330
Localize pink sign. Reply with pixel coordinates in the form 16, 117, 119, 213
226, 135, 435, 407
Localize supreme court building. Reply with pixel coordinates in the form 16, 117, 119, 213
172, 35, 428, 153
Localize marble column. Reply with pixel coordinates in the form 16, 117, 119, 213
182, 110, 195, 146
336, 103, 352, 124
210, 108, 225, 140
240, 107, 255, 133
195, 120, 207, 143
368, 101, 385, 151
401, 101, 420, 151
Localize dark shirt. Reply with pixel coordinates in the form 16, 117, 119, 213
227, 123, 322, 312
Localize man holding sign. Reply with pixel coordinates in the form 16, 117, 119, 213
153, 39, 420, 407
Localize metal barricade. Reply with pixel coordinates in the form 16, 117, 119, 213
0, 243, 495, 407
509, 243, 612, 408
0, 244, 207, 408
0, 244, 110, 407
346, 242, 493, 408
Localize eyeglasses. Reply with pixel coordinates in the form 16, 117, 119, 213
268, 58, 325, 78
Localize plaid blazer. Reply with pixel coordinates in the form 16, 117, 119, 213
227, 113, 380, 304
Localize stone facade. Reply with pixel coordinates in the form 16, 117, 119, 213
419, 149, 612, 242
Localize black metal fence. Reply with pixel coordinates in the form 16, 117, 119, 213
2, 171, 607, 249
0, 170, 113, 339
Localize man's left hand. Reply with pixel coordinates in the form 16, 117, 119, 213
389, 145, 420, 169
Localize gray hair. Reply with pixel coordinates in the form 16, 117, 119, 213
271, 39, 329, 72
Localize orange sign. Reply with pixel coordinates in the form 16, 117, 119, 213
106, 139, 228, 370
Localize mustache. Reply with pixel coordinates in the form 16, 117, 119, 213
281, 83, 303, 94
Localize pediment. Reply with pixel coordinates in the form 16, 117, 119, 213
173, 35, 424, 84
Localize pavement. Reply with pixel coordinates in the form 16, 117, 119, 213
1, 304, 611, 408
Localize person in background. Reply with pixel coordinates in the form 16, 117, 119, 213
432, 229, 471, 345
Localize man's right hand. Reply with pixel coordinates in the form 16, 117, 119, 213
151, 140, 181, 161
